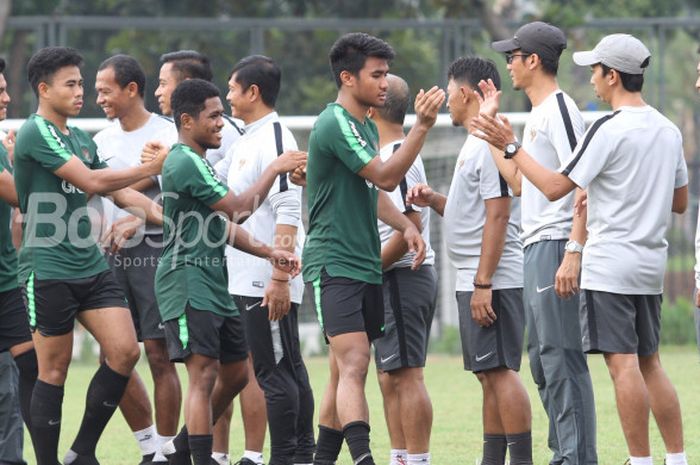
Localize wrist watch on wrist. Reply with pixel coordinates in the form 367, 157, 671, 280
504, 141, 521, 159
564, 240, 584, 254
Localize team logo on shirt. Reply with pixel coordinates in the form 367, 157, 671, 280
348, 120, 368, 148
365, 179, 378, 190
62, 180, 84, 194
81, 146, 91, 161
530, 127, 537, 142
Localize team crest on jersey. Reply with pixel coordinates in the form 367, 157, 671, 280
238, 158, 246, 170
81, 146, 91, 161
529, 127, 537, 142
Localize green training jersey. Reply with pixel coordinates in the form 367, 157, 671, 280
302, 103, 382, 284
155, 143, 238, 321
14, 114, 109, 284
0, 144, 18, 292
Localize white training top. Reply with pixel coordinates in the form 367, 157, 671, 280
224, 112, 305, 303
561, 105, 688, 295
695, 201, 700, 289
206, 114, 245, 167
444, 135, 523, 292
520, 91, 585, 246
92, 113, 178, 236
376, 139, 435, 271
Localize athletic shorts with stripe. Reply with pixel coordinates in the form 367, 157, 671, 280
307, 269, 384, 341
107, 235, 164, 341
374, 265, 437, 372
580, 290, 662, 356
0, 288, 31, 352
22, 269, 127, 336
456, 288, 525, 373
164, 303, 248, 363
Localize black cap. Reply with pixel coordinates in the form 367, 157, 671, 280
491, 21, 567, 62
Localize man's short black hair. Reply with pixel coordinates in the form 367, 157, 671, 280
27, 47, 83, 97
602, 63, 646, 93
329, 32, 395, 88
521, 50, 560, 76
230, 55, 281, 108
448, 56, 501, 95
0, 58, 6, 75
171, 78, 220, 131
160, 50, 213, 83
98, 54, 146, 98
375, 74, 410, 125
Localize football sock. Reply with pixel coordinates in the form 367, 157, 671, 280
343, 421, 374, 465
505, 431, 533, 465
407, 452, 430, 465
188, 434, 213, 465
482, 433, 507, 465
30, 380, 63, 465
313, 425, 344, 465
70, 362, 129, 457
665, 452, 687, 465
134, 425, 158, 456
242, 450, 264, 464
389, 449, 407, 465
14, 348, 38, 432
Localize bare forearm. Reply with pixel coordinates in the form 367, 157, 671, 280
475, 214, 508, 284
129, 177, 157, 193
377, 191, 412, 233
229, 224, 272, 258
488, 144, 521, 195
92, 165, 157, 194
511, 151, 574, 201
381, 231, 409, 270
271, 224, 297, 280
227, 164, 279, 223
570, 188, 587, 244
111, 188, 163, 225
429, 192, 447, 216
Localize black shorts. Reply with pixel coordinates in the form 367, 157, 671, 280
0, 287, 32, 352
308, 269, 384, 341
164, 304, 248, 363
22, 270, 127, 337
580, 290, 661, 356
108, 235, 164, 341
457, 288, 525, 373
374, 266, 437, 371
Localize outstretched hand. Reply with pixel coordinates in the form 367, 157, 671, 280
414, 86, 446, 130
474, 79, 501, 118
406, 183, 435, 208
471, 113, 515, 151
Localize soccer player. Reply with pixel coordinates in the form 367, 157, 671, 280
13, 46, 168, 465
407, 57, 532, 465
224, 55, 315, 465
473, 33, 689, 465
473, 22, 597, 465
366, 74, 437, 465
303, 32, 443, 465
156, 50, 244, 165
94, 54, 180, 465
0, 55, 38, 463
155, 78, 305, 465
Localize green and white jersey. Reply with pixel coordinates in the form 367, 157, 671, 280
0, 142, 18, 292
155, 143, 237, 321
14, 114, 109, 284
302, 103, 381, 285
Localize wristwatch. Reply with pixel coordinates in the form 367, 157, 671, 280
504, 141, 521, 159
564, 240, 584, 254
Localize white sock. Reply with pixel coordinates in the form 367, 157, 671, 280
390, 448, 408, 465
134, 425, 158, 456
154, 433, 174, 462
161, 438, 176, 456
243, 450, 264, 465
407, 452, 430, 465
211, 452, 230, 465
629, 457, 653, 465
666, 452, 687, 465
63, 449, 78, 464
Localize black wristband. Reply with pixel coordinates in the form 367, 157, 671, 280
473, 281, 493, 289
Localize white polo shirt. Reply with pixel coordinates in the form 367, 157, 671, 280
520, 91, 585, 246
444, 135, 523, 291
224, 112, 305, 303
561, 105, 688, 295
376, 139, 435, 271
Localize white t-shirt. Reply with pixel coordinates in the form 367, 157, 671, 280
206, 114, 244, 167
92, 113, 178, 237
224, 112, 305, 303
695, 201, 700, 289
376, 140, 435, 270
444, 135, 523, 291
561, 105, 688, 295
521, 91, 585, 246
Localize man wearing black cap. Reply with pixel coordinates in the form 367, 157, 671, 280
473, 32, 689, 465
472, 22, 597, 465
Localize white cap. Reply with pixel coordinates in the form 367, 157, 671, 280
573, 34, 651, 75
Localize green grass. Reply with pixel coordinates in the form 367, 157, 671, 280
25, 346, 700, 465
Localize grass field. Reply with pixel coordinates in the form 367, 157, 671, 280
23, 346, 700, 465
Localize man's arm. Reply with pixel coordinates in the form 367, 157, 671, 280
470, 197, 510, 327
381, 210, 422, 270
228, 223, 300, 277
264, 223, 297, 321
405, 183, 446, 216
109, 187, 163, 225
377, 190, 425, 270
672, 185, 688, 213
0, 170, 18, 207
358, 87, 445, 191
128, 177, 158, 193
555, 188, 587, 298
486, 143, 522, 196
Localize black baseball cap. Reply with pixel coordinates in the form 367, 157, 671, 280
491, 21, 567, 62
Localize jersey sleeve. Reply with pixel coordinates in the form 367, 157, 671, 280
180, 154, 229, 206
267, 127, 302, 225
327, 106, 376, 173
23, 118, 74, 171
560, 117, 614, 189
90, 140, 108, 170
479, 146, 511, 200
674, 142, 689, 189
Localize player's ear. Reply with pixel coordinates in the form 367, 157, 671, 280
339, 70, 355, 88
37, 81, 50, 99
180, 113, 193, 130
126, 81, 139, 98
367, 107, 376, 119
248, 84, 260, 102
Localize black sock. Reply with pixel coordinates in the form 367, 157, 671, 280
174, 425, 190, 452
70, 362, 129, 456
313, 425, 344, 465
342, 421, 374, 465
14, 349, 38, 432
30, 380, 64, 465
506, 431, 533, 465
188, 434, 212, 465
482, 433, 507, 465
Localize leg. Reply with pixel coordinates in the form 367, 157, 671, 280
184, 354, 219, 465
377, 371, 405, 450
211, 401, 233, 464
603, 353, 650, 457
475, 372, 506, 465
10, 341, 37, 435
391, 368, 431, 454
144, 338, 182, 438
639, 352, 684, 453
314, 349, 344, 465
239, 356, 267, 455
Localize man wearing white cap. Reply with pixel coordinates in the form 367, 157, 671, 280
473, 33, 689, 465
